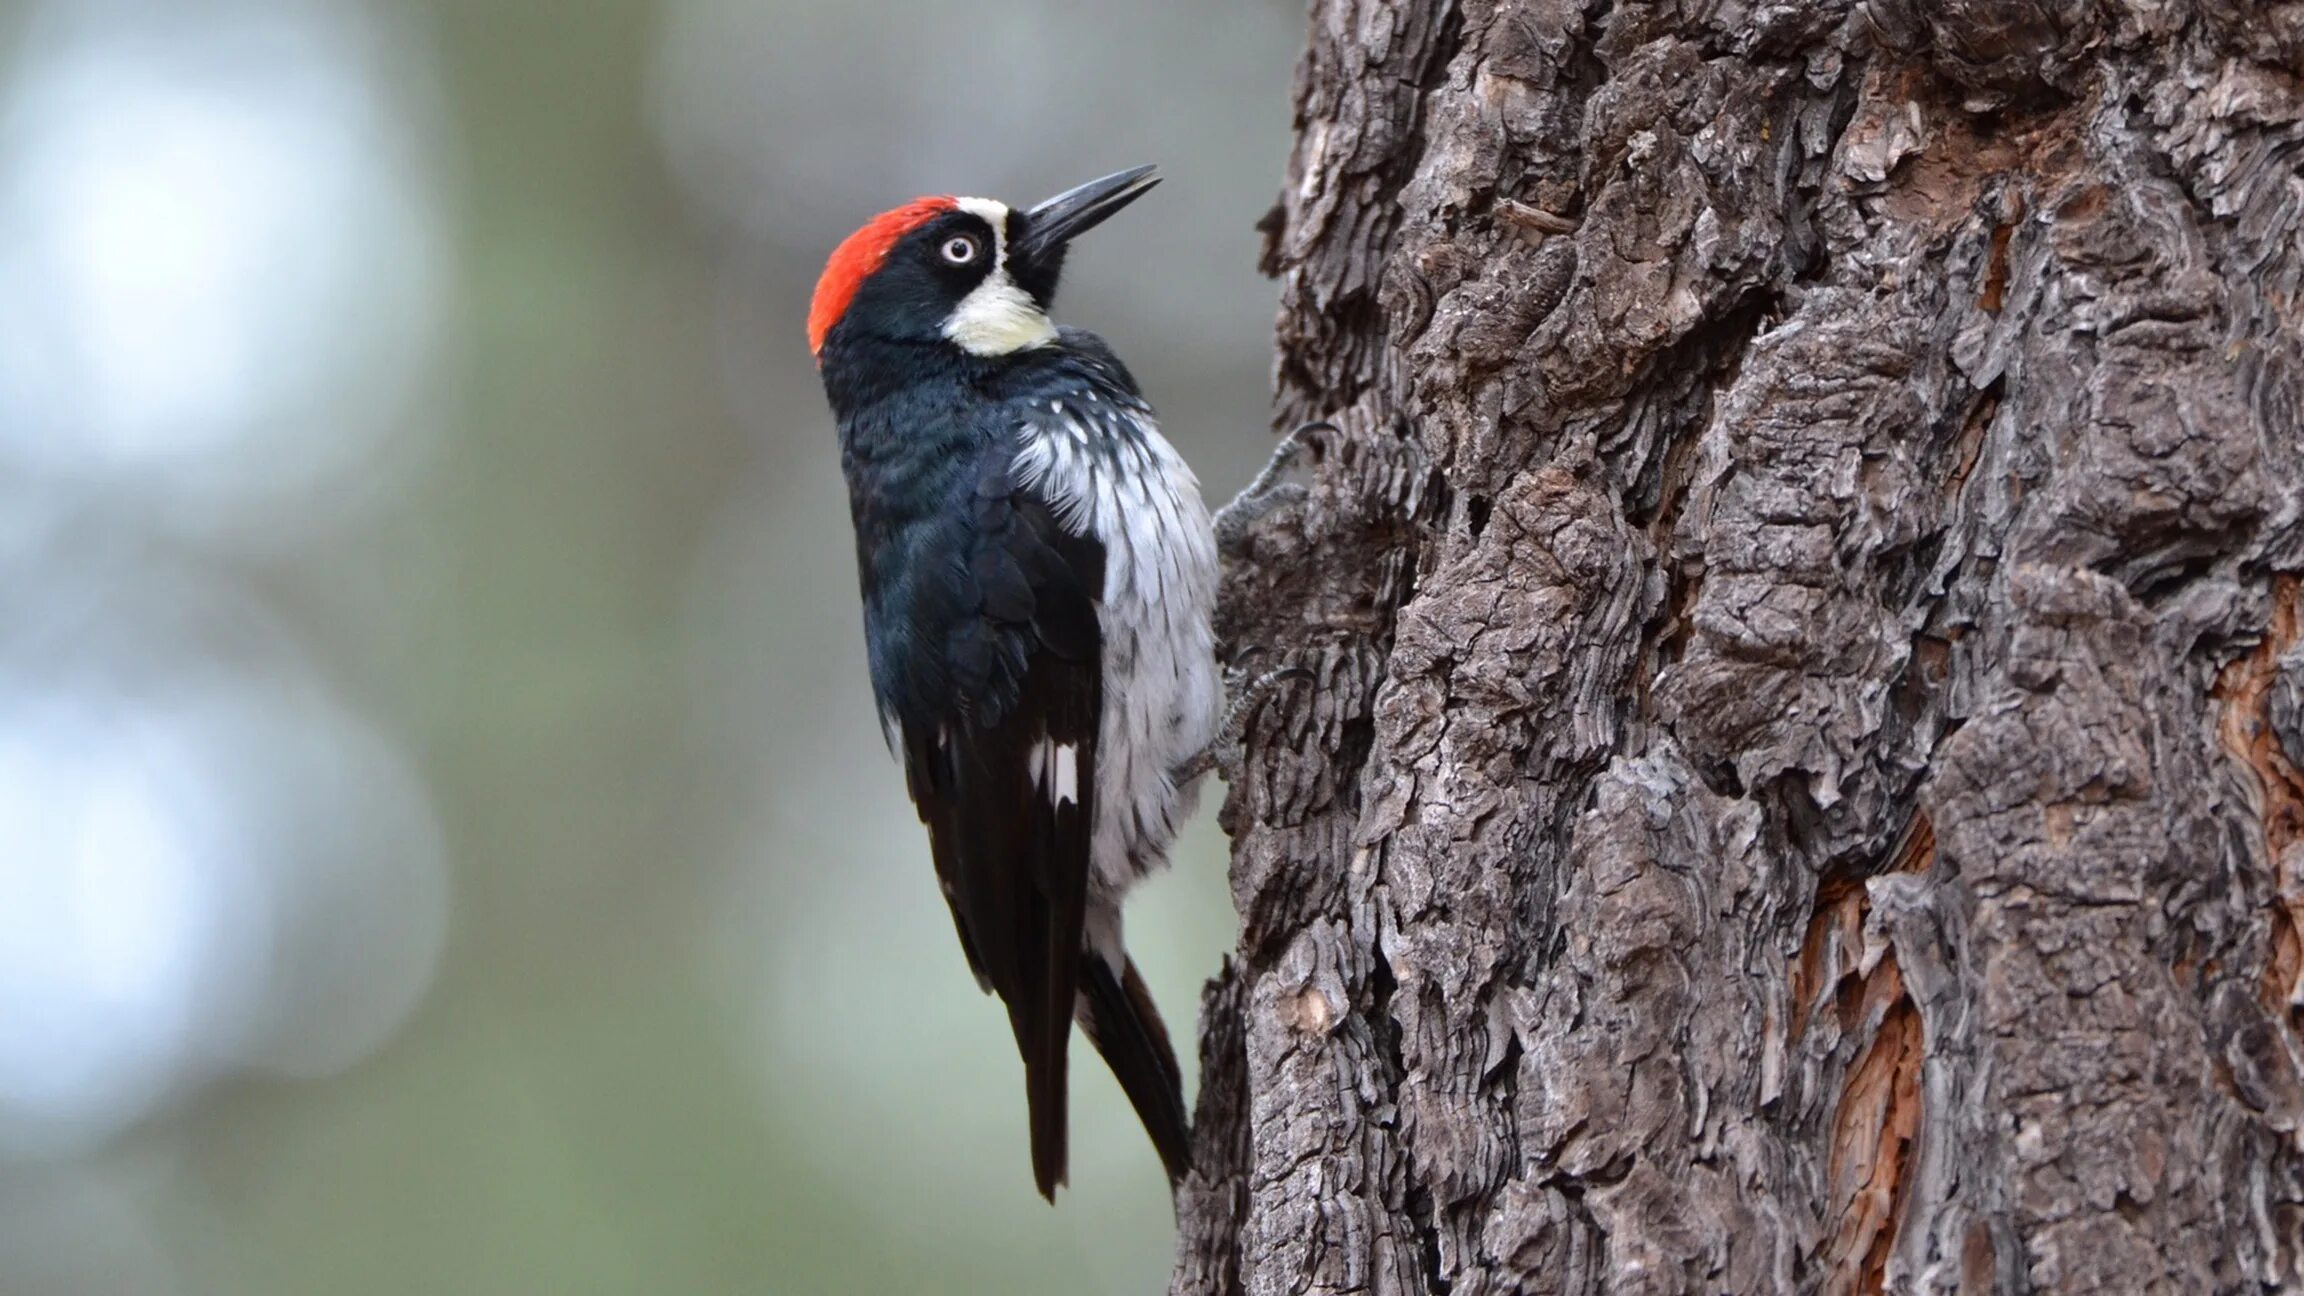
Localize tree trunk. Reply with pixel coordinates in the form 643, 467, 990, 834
1173, 2, 2304, 1292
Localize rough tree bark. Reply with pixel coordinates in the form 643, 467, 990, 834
1173, 1, 2304, 1292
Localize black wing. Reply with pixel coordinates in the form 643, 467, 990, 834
896, 443, 1103, 1201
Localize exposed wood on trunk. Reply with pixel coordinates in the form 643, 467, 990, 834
2216, 576, 2304, 1017
1176, 1, 2304, 1292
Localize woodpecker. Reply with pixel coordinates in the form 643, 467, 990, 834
809, 165, 1216, 1199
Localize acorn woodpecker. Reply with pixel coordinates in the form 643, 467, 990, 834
808, 165, 1216, 1199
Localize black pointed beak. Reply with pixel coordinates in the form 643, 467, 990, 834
1016, 165, 1160, 261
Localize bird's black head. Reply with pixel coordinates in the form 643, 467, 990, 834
808, 166, 1160, 376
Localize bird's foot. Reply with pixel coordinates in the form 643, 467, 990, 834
1214, 421, 1333, 555
1171, 666, 1311, 787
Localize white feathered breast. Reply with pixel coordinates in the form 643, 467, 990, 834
1012, 394, 1220, 914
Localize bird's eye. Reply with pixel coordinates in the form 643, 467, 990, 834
940, 235, 980, 264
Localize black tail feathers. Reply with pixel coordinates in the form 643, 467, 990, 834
1078, 955, 1192, 1186
1026, 1043, 1068, 1201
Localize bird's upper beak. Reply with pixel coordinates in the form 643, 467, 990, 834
1015, 165, 1161, 262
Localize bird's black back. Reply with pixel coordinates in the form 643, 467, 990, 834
828, 330, 1151, 1197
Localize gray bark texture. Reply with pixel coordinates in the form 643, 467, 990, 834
1173, 1, 2304, 1293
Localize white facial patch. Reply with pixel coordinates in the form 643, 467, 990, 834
944, 196, 1057, 356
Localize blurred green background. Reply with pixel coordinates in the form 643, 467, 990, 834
0, 1, 1296, 1291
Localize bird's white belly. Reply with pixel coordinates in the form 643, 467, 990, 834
1012, 410, 1219, 906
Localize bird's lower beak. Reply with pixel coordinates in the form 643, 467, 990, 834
1017, 165, 1160, 261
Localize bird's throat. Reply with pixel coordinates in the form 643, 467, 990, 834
942, 270, 1058, 356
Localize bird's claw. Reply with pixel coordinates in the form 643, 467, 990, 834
1171, 666, 1312, 787
1214, 420, 1333, 554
